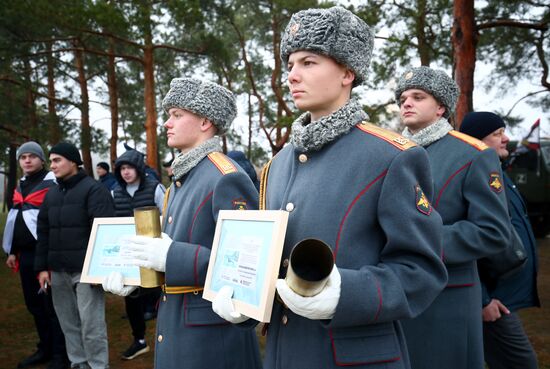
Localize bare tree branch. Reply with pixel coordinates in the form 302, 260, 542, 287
78, 28, 143, 49
478, 19, 548, 31
80, 28, 206, 55
504, 89, 547, 118
0, 75, 75, 105
226, 13, 275, 151
152, 43, 206, 55
17, 47, 143, 63
375, 35, 419, 49
0, 124, 32, 140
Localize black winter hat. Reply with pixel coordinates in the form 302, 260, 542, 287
97, 162, 110, 171
459, 112, 505, 140
50, 142, 83, 165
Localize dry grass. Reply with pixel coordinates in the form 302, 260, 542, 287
0, 208, 548, 368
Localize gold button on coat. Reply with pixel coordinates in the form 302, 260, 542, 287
175, 181, 182, 187
282, 315, 288, 325
285, 203, 294, 212
298, 154, 308, 163
168, 216, 173, 224
282, 259, 289, 268
158, 335, 163, 342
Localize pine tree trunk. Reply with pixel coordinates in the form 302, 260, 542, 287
46, 40, 61, 144
23, 57, 38, 138
107, 38, 119, 166
452, 0, 477, 127
270, 12, 291, 156
143, 40, 158, 172
74, 41, 92, 175
416, 0, 431, 66
6, 143, 17, 210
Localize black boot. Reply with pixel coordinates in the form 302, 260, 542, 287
47, 355, 70, 369
17, 349, 50, 368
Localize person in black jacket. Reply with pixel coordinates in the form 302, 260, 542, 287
3, 141, 67, 369
35, 142, 115, 369
460, 112, 540, 369
109, 149, 165, 360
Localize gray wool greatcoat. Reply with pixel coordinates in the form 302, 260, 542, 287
156, 153, 262, 369
261, 122, 448, 369
401, 131, 511, 369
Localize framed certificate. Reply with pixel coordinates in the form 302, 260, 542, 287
80, 217, 141, 286
203, 210, 289, 322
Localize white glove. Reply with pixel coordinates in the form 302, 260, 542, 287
126, 232, 172, 272
212, 286, 249, 324
276, 266, 341, 320
102, 271, 137, 297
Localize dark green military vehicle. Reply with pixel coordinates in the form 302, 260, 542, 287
505, 139, 550, 237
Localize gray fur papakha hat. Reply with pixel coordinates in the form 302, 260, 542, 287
395, 66, 459, 118
280, 6, 374, 87
162, 78, 237, 134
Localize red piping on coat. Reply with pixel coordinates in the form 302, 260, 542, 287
329, 329, 401, 366
193, 246, 201, 287
334, 169, 388, 260
333, 169, 387, 324
434, 162, 471, 209
446, 283, 475, 288
371, 278, 383, 323
188, 191, 213, 242
434, 161, 471, 263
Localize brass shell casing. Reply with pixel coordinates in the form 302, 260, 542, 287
285, 238, 334, 297
134, 206, 165, 288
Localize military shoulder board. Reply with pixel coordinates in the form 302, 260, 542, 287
357, 122, 417, 151
208, 152, 238, 175
448, 130, 488, 151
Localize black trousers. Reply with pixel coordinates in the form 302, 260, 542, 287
125, 288, 159, 340
483, 312, 538, 369
125, 294, 146, 340
19, 248, 66, 358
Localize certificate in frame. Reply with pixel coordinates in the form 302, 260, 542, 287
80, 217, 141, 286
203, 210, 288, 322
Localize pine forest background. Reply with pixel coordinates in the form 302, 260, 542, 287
0, 0, 549, 200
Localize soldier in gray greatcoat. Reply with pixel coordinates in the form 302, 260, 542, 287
103, 78, 261, 369
212, 7, 448, 369
395, 67, 511, 369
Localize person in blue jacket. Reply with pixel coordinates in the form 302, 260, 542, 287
96, 162, 117, 191
213, 7, 448, 369
460, 111, 540, 369
227, 150, 260, 190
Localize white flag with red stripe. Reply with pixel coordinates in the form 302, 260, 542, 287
516, 118, 541, 153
